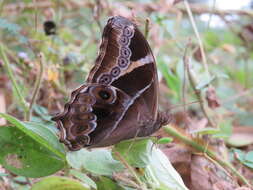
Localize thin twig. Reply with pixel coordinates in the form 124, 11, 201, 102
28, 53, 45, 121
182, 39, 191, 113
206, 0, 216, 29
163, 126, 251, 187
114, 151, 148, 190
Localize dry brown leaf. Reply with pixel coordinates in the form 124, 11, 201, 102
206, 86, 221, 109
227, 127, 253, 147
162, 143, 192, 188
191, 155, 238, 190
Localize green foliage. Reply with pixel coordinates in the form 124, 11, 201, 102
0, 126, 64, 177
0, 18, 28, 43
113, 138, 152, 168
0, 113, 65, 177
31, 176, 90, 190
67, 149, 124, 176
233, 149, 253, 169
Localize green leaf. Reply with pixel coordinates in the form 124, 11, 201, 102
213, 120, 232, 139
96, 176, 123, 190
158, 59, 181, 100
245, 151, 253, 163
157, 137, 173, 144
69, 169, 97, 189
146, 148, 188, 190
31, 176, 89, 190
190, 127, 220, 135
113, 138, 152, 168
67, 149, 124, 176
0, 126, 64, 177
232, 149, 253, 169
0, 173, 8, 177
0, 113, 65, 160
195, 75, 215, 90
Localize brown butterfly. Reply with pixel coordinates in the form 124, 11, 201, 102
52, 16, 170, 151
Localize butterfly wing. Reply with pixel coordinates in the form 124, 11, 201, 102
53, 16, 166, 150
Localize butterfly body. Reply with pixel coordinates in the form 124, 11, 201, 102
52, 16, 170, 150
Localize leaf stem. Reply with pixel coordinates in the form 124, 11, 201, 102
184, 0, 210, 78
163, 126, 251, 187
0, 44, 29, 118
114, 151, 148, 190
185, 59, 216, 128
28, 53, 45, 121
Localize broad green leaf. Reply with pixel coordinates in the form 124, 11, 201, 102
113, 138, 152, 168
146, 148, 188, 190
196, 75, 215, 90
0, 113, 65, 160
31, 176, 89, 190
70, 169, 97, 189
0, 126, 64, 177
96, 176, 123, 190
67, 149, 124, 176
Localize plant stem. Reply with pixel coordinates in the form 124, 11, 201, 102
163, 126, 251, 187
28, 53, 44, 121
0, 44, 29, 118
184, 0, 210, 78
144, 18, 150, 39
114, 151, 148, 190
185, 61, 216, 128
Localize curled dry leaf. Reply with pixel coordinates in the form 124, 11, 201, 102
239, 23, 253, 46
206, 86, 220, 109
193, 47, 203, 62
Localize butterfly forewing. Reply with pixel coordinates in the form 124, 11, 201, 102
53, 16, 168, 150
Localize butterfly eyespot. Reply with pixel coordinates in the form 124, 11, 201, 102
98, 90, 111, 100
91, 86, 116, 104
111, 67, 121, 77
118, 57, 129, 68
71, 122, 96, 136
70, 113, 96, 124
123, 26, 134, 37
119, 36, 130, 46
70, 104, 91, 114
75, 135, 90, 145
120, 47, 131, 58
77, 94, 95, 104
98, 74, 112, 85
75, 125, 90, 134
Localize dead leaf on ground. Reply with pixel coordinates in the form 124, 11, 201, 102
227, 127, 253, 147
190, 155, 238, 190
